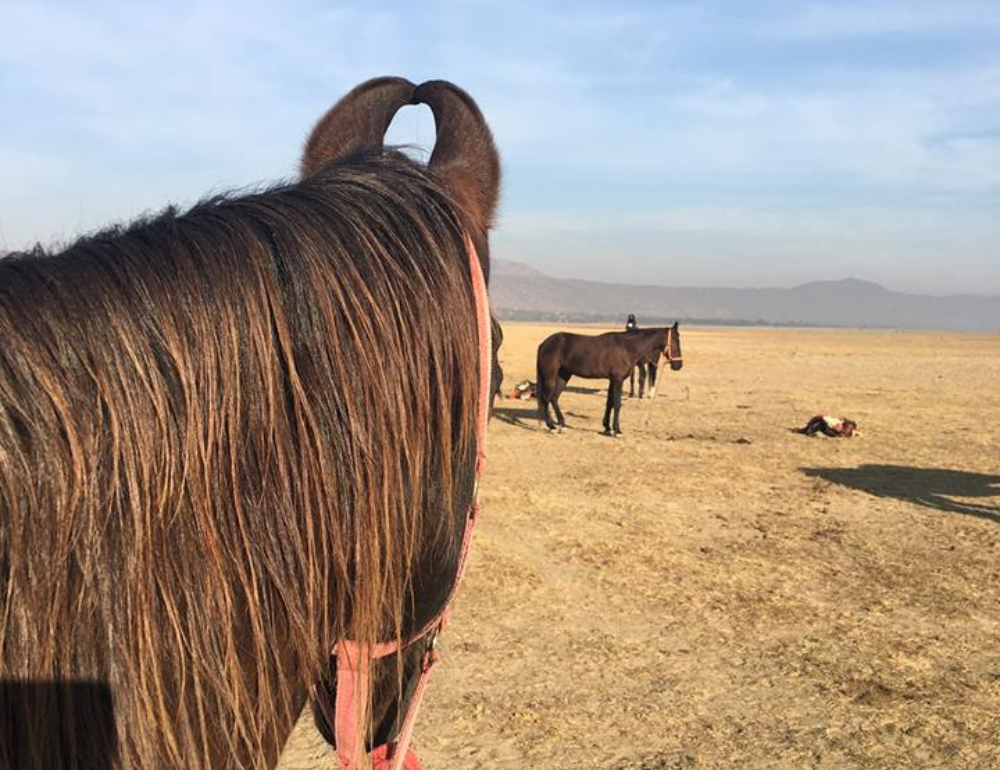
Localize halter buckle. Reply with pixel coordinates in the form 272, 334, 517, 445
422, 627, 441, 672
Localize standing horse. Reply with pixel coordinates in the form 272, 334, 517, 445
0, 77, 500, 770
536, 323, 682, 436
624, 315, 658, 400
628, 355, 658, 399
490, 316, 505, 409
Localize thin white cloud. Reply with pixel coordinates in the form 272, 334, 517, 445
755, 0, 1000, 39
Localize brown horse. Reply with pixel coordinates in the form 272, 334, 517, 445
490, 316, 505, 409
628, 355, 658, 399
0, 77, 500, 770
536, 323, 682, 435
624, 315, 659, 400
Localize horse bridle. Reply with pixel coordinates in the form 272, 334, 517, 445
662, 327, 682, 365
318, 233, 491, 770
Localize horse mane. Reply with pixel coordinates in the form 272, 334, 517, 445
0, 149, 481, 768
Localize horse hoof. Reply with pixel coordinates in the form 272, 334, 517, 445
602, 429, 613, 437
548, 426, 559, 433
614, 431, 623, 438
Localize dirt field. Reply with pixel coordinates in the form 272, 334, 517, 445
280, 323, 1000, 770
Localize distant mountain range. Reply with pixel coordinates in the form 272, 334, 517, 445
490, 260, 1000, 332
4, 249, 994, 332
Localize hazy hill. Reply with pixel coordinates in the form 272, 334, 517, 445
490, 260, 1000, 332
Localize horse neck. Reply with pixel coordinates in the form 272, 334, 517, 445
628, 327, 666, 354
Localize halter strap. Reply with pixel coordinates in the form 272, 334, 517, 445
662, 327, 682, 364
327, 233, 491, 770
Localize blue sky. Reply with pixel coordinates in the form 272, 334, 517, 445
1, 0, 998, 294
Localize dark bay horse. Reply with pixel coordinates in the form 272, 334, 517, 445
629, 355, 658, 399
0, 77, 500, 770
624, 315, 658, 399
491, 316, 505, 409
536, 322, 682, 435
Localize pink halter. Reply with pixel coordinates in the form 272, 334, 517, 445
318, 233, 492, 770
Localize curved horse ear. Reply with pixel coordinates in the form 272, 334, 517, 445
300, 76, 416, 177
412, 80, 501, 233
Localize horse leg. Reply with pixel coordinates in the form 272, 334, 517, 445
552, 399, 567, 431
541, 390, 559, 431
602, 382, 614, 435
628, 366, 635, 398
538, 374, 559, 431
543, 402, 557, 431
612, 377, 625, 435
638, 364, 646, 399
648, 363, 658, 399
551, 376, 569, 430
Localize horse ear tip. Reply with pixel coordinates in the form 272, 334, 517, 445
411, 80, 435, 104
362, 75, 416, 90
413, 79, 449, 93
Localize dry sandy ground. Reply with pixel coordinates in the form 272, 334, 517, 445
280, 323, 1000, 770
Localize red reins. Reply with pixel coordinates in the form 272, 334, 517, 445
662, 327, 682, 364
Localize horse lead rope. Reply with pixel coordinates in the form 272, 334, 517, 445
328, 233, 492, 770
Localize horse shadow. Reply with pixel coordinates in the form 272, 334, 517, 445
491, 405, 542, 431
802, 465, 1000, 524
1, 680, 117, 768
